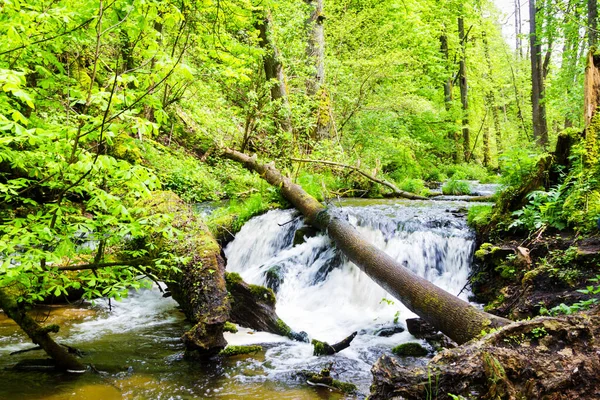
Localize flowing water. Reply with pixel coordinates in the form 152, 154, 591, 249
0, 197, 481, 399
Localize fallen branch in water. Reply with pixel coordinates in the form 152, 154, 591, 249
312, 332, 357, 356
291, 158, 428, 200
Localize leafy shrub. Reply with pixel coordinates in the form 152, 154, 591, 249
443, 163, 490, 181
509, 188, 567, 231
399, 178, 428, 196
467, 205, 493, 230
499, 146, 543, 188
442, 179, 472, 195
139, 141, 222, 203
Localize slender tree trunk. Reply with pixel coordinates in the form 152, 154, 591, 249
223, 149, 510, 345
255, 9, 293, 133
306, 0, 325, 96
530, 0, 549, 147
483, 125, 491, 167
482, 31, 503, 156
440, 34, 461, 162
458, 17, 471, 160
0, 288, 86, 372
515, 0, 523, 57
305, 0, 331, 140
590, 0, 598, 47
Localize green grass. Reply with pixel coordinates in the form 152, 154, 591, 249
442, 179, 472, 195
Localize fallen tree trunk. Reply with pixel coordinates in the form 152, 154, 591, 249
291, 158, 428, 200
0, 288, 86, 372
224, 149, 510, 344
138, 192, 230, 358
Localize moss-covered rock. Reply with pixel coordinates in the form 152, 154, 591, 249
223, 322, 238, 333
391, 342, 429, 357
298, 367, 357, 394
225, 272, 296, 340
219, 345, 262, 357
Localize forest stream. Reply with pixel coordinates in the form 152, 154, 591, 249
0, 184, 498, 400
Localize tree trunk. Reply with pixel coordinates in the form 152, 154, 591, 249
255, 8, 293, 133
0, 288, 86, 372
305, 0, 331, 141
483, 125, 491, 167
458, 16, 471, 160
222, 149, 510, 345
515, 0, 523, 57
306, 0, 325, 96
139, 192, 230, 358
590, 0, 598, 47
530, 0, 549, 147
482, 31, 503, 156
584, 49, 600, 165
440, 34, 461, 162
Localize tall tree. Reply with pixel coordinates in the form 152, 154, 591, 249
255, 8, 293, 133
305, 0, 331, 140
440, 32, 461, 162
590, 0, 598, 47
515, 0, 523, 56
458, 15, 471, 159
530, 0, 549, 147
482, 31, 503, 157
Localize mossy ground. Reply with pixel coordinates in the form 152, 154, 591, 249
391, 342, 428, 357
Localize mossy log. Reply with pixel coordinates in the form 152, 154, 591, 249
0, 288, 85, 372
223, 148, 509, 345
370, 310, 600, 399
139, 191, 230, 357
225, 272, 304, 340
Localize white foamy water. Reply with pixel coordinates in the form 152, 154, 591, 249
224, 199, 476, 390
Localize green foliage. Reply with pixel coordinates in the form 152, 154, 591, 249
139, 141, 222, 203
467, 205, 493, 230
443, 163, 492, 181
509, 188, 567, 231
499, 147, 543, 188
208, 192, 283, 235
399, 178, 430, 196
540, 275, 600, 316
442, 179, 472, 195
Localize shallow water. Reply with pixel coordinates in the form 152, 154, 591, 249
0, 197, 482, 399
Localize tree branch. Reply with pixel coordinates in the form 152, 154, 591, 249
291, 158, 428, 200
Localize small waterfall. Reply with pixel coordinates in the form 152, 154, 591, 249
224, 199, 476, 390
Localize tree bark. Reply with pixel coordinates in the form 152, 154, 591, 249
305, 0, 331, 141
590, 0, 598, 47
482, 31, 503, 156
223, 149, 510, 345
0, 288, 86, 372
584, 49, 600, 127
440, 33, 461, 162
255, 8, 293, 133
139, 192, 230, 358
515, 0, 523, 57
458, 16, 471, 160
530, 0, 549, 147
